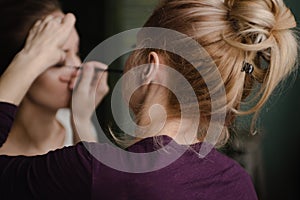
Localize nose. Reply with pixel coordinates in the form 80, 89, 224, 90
59, 50, 82, 83
64, 51, 82, 67
59, 66, 77, 84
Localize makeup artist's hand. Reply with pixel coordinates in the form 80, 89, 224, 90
70, 62, 109, 142
71, 61, 109, 115
22, 13, 76, 73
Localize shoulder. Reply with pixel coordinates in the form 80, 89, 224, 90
202, 150, 258, 200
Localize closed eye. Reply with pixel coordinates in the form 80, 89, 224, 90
54, 62, 65, 68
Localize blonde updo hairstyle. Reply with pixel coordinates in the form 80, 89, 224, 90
124, 0, 298, 147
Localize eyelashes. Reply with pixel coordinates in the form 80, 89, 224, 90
54, 62, 65, 68
54, 51, 81, 68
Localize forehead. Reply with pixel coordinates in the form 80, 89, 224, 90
64, 28, 79, 48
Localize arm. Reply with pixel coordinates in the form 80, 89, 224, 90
72, 115, 98, 143
0, 14, 93, 198
0, 51, 45, 105
0, 14, 76, 145
0, 101, 93, 198
0, 128, 92, 199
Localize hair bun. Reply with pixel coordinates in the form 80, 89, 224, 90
273, 0, 296, 30
225, 0, 296, 33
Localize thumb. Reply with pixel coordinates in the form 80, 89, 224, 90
56, 13, 76, 45
62, 13, 76, 27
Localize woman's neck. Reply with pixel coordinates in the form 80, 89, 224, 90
136, 92, 200, 145
161, 118, 201, 145
134, 84, 201, 145
2, 98, 65, 155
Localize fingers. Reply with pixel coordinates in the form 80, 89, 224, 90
27, 20, 42, 43
34, 19, 42, 27
89, 62, 109, 105
94, 71, 109, 104
60, 13, 76, 39
26, 15, 64, 46
37, 15, 54, 33
26, 15, 54, 46
72, 62, 108, 89
76, 65, 94, 93
31, 19, 42, 33
88, 61, 108, 70
29, 13, 75, 43
89, 62, 108, 88
23, 13, 77, 70
62, 13, 76, 26
69, 69, 81, 90
71, 62, 110, 116
72, 62, 109, 100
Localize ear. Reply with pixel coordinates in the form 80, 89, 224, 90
142, 51, 160, 84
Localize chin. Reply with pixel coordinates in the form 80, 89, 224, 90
53, 98, 71, 110
62, 101, 71, 109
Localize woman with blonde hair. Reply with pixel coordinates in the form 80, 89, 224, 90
0, 0, 297, 199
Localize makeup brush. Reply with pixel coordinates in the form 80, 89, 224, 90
73, 66, 123, 74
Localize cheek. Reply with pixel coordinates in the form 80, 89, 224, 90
33, 72, 66, 92
26, 70, 71, 107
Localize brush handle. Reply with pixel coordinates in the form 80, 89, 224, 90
74, 66, 123, 74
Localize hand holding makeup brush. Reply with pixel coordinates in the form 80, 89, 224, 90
70, 61, 109, 141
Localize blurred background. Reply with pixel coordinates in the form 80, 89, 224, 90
60, 0, 300, 199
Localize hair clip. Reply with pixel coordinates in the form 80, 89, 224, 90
241, 62, 254, 74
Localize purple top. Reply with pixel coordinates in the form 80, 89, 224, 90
0, 102, 258, 199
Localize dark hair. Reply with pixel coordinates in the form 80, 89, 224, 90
0, 0, 61, 75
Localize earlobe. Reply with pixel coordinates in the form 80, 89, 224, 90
143, 51, 160, 84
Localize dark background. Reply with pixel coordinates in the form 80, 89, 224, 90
60, 0, 300, 199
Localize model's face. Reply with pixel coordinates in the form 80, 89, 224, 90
25, 11, 81, 110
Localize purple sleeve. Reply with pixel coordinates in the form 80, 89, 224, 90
0, 102, 17, 147
0, 102, 93, 199
230, 169, 258, 200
